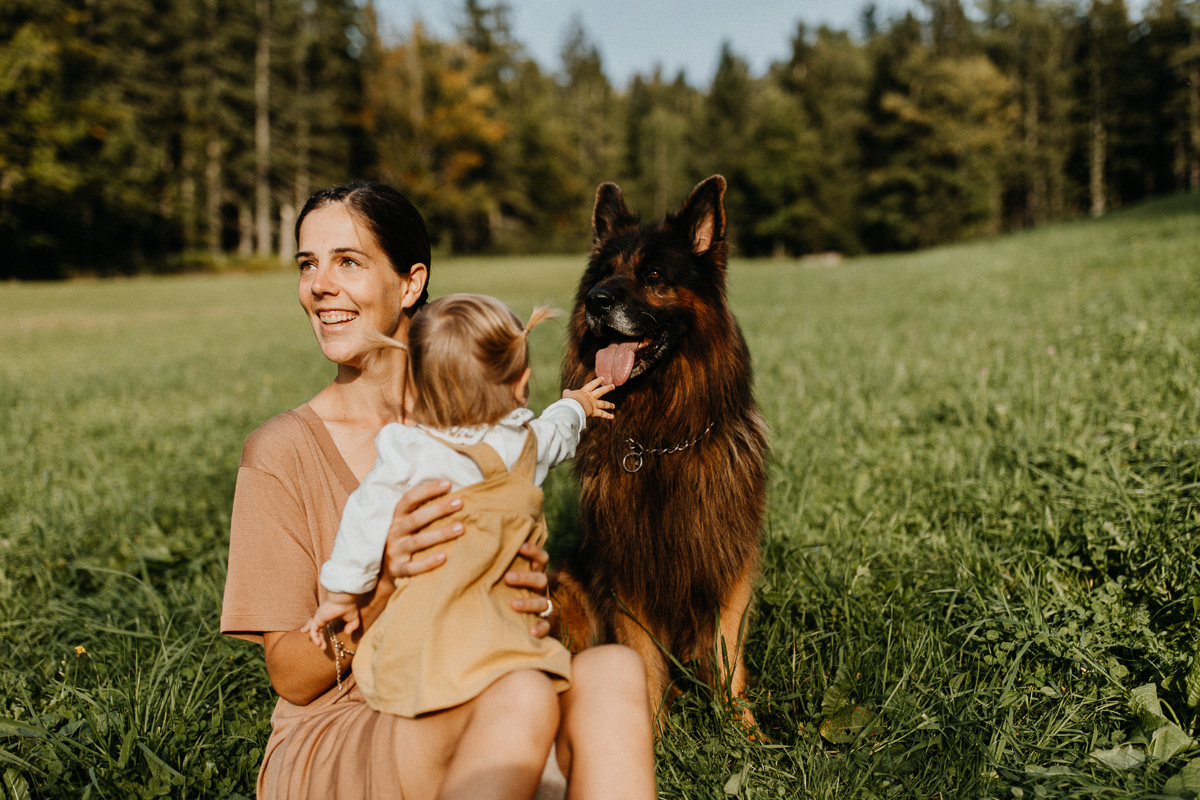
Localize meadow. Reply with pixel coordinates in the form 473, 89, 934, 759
1, 193, 1198, 798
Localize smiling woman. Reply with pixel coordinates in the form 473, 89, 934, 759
221, 181, 655, 800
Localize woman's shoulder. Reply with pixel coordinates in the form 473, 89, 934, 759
240, 406, 313, 472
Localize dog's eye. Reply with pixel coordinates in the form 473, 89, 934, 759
645, 268, 661, 281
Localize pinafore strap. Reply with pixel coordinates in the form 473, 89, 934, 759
434, 426, 539, 482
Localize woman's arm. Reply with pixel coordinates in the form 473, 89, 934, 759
264, 481, 464, 705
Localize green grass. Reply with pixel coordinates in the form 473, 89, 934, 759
2, 196, 1199, 797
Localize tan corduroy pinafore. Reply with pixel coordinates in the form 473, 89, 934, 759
354, 428, 572, 717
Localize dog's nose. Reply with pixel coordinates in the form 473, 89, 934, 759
586, 287, 617, 316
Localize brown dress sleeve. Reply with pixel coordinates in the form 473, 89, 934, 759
221, 410, 335, 643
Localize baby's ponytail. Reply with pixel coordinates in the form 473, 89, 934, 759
522, 305, 558, 339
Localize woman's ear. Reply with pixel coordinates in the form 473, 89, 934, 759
513, 367, 532, 406
401, 263, 428, 310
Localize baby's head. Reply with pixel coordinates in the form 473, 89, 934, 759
409, 294, 557, 428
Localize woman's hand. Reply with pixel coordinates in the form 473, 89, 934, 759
379, 480, 465, 583
506, 541, 552, 638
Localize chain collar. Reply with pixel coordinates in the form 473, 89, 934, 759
621, 423, 714, 473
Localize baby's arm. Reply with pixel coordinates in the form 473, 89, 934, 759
529, 380, 616, 481
562, 377, 615, 419
301, 592, 361, 650
320, 424, 422, 596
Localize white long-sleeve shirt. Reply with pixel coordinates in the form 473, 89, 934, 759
319, 399, 587, 594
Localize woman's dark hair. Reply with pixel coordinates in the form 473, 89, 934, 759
295, 181, 431, 308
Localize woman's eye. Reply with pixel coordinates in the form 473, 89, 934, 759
298, 260, 315, 272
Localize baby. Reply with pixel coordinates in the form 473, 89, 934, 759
302, 293, 613, 718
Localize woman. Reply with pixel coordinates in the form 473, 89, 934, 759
221, 182, 656, 800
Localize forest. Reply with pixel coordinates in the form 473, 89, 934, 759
1, 0, 1198, 279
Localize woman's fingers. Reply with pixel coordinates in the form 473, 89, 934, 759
510, 594, 550, 614
402, 521, 466, 557
510, 595, 553, 638
505, 568, 548, 591
396, 479, 453, 515
398, 551, 447, 578
389, 493, 461, 541
518, 541, 550, 571
386, 523, 463, 576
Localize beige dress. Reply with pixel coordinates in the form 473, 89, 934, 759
220, 405, 565, 799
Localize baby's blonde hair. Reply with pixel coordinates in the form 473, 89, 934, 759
409, 294, 558, 428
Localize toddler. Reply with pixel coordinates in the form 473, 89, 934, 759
302, 293, 613, 717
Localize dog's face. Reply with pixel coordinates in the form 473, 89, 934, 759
575, 176, 728, 388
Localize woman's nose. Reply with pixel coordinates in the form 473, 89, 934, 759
310, 263, 337, 296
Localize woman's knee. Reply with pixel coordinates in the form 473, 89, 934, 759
571, 645, 648, 699
477, 670, 561, 730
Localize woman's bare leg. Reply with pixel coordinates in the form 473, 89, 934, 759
555, 645, 656, 800
439, 670, 561, 800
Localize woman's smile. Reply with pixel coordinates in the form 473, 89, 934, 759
316, 309, 361, 326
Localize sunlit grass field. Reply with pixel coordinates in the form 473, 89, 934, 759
2, 194, 1199, 798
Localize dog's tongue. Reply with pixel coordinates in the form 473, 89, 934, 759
596, 341, 638, 387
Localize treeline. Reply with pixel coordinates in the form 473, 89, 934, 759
2, 0, 1198, 279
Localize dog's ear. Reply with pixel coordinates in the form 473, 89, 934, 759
592, 182, 636, 244
674, 175, 726, 255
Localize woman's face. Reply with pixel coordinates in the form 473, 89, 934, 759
296, 204, 424, 368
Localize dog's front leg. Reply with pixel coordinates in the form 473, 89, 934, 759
612, 615, 672, 729
717, 564, 758, 731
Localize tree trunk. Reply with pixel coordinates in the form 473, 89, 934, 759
295, 3, 311, 207
203, 0, 224, 259
238, 204, 254, 257
206, 134, 223, 257
1088, 28, 1106, 218
279, 203, 296, 265
1024, 73, 1045, 227
1189, 26, 1199, 191
181, 175, 196, 251
255, 0, 272, 255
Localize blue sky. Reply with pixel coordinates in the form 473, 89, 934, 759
372, 0, 1153, 87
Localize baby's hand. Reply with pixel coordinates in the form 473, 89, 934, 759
301, 592, 362, 650
564, 377, 616, 420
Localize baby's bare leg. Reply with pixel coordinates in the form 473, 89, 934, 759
439, 670, 560, 800
555, 645, 656, 800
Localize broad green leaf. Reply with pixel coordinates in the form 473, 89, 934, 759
1089, 744, 1146, 771
820, 665, 854, 717
1024, 765, 1074, 776
1148, 724, 1194, 762
2, 769, 32, 800
1130, 683, 1165, 727
723, 763, 748, 795
820, 705, 880, 744
1186, 658, 1200, 709
1164, 756, 1200, 797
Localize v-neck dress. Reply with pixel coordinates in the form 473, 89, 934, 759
220, 405, 566, 799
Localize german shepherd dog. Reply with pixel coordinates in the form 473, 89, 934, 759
550, 175, 768, 724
